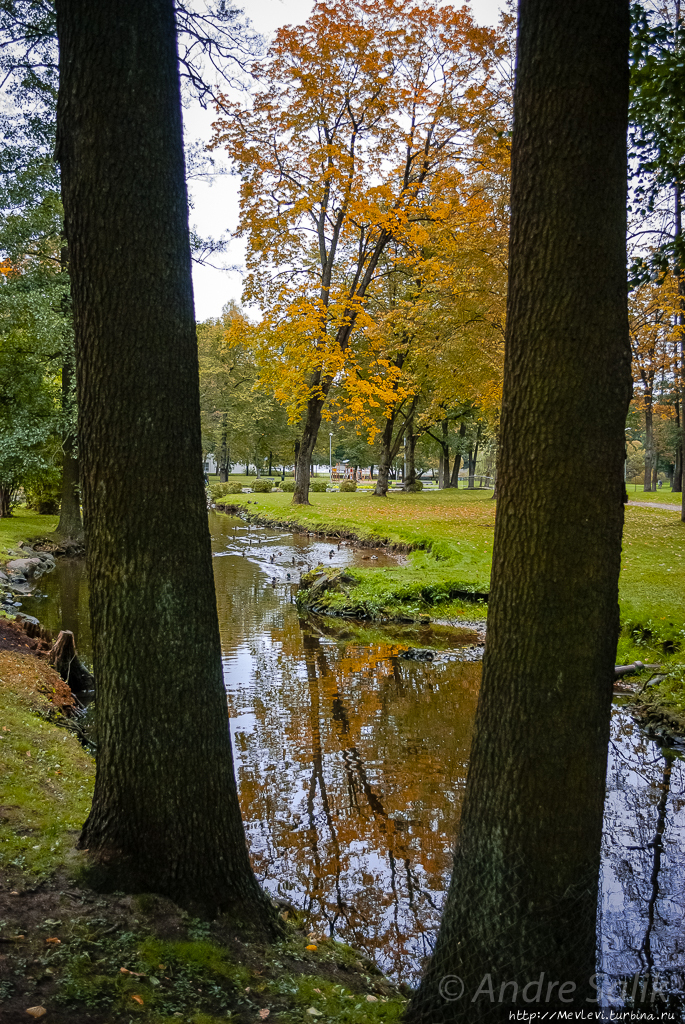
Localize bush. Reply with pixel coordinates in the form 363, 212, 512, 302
281, 479, 296, 492
252, 480, 272, 493
405, 480, 424, 492
309, 479, 328, 492
210, 481, 244, 500
24, 476, 62, 515
339, 480, 357, 492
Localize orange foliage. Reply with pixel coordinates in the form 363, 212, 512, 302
210, 0, 503, 431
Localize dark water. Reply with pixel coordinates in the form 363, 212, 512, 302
22, 513, 685, 1008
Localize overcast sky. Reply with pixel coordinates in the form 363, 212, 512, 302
187, 0, 504, 321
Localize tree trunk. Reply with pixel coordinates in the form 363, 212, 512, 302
438, 418, 451, 488
468, 422, 483, 490
218, 413, 228, 482
57, 357, 84, 541
643, 397, 654, 490
293, 384, 327, 504
0, 485, 12, 518
374, 411, 398, 497
675, 182, 685, 517
405, 415, 417, 489
268, 451, 272, 476
673, 398, 682, 491
55, 0, 275, 926
407, 0, 631, 1017
49, 629, 94, 693
450, 421, 466, 487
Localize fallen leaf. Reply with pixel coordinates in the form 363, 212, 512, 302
306, 1010, 322, 1017
120, 968, 145, 977
258, 1011, 270, 1020
9, 891, 19, 895
131, 995, 143, 1006
366, 994, 378, 1001
313, 988, 322, 994
305, 944, 317, 951
45, 938, 61, 945
25, 1008, 47, 1019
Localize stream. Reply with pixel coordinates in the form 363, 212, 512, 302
19, 512, 685, 1011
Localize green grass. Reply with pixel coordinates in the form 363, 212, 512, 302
0, 651, 95, 877
625, 484, 682, 505
215, 488, 685, 627
0, 506, 58, 560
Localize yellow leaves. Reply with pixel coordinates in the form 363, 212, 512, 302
208, 0, 505, 431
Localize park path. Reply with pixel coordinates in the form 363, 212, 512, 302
627, 500, 682, 511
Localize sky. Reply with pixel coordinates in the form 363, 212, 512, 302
187, 0, 504, 321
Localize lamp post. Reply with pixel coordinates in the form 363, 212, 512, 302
329, 433, 333, 483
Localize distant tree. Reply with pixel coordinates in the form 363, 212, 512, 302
211, 0, 500, 504
54, 0, 277, 924
406, 0, 631, 1017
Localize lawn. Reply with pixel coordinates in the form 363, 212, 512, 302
0, 506, 58, 560
214, 487, 685, 629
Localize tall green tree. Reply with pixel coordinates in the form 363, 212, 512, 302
406, 0, 631, 1017
54, 0, 276, 924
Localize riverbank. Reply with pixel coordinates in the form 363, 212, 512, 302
213, 488, 685, 623
0, 654, 407, 1023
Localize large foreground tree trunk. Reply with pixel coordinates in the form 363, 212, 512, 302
406, 1, 630, 1019
55, 0, 275, 926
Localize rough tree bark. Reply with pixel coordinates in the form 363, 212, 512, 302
406, 0, 631, 1018
55, 0, 276, 925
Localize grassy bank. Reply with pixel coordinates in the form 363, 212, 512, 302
0, 657, 406, 1023
0, 507, 58, 561
214, 488, 685, 624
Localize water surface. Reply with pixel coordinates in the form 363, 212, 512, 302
24, 512, 685, 1007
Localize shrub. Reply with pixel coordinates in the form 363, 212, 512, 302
339, 480, 357, 492
252, 479, 272, 493
309, 480, 328, 492
226, 481, 244, 494
405, 480, 424, 492
281, 479, 296, 492
24, 476, 62, 515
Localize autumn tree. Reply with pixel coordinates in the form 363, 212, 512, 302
211, 0, 499, 504
54, 0, 276, 924
629, 273, 679, 489
406, 0, 631, 1017
630, 0, 685, 512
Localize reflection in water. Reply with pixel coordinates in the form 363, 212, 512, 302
22, 555, 91, 662
27, 512, 685, 1003
600, 717, 685, 1011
